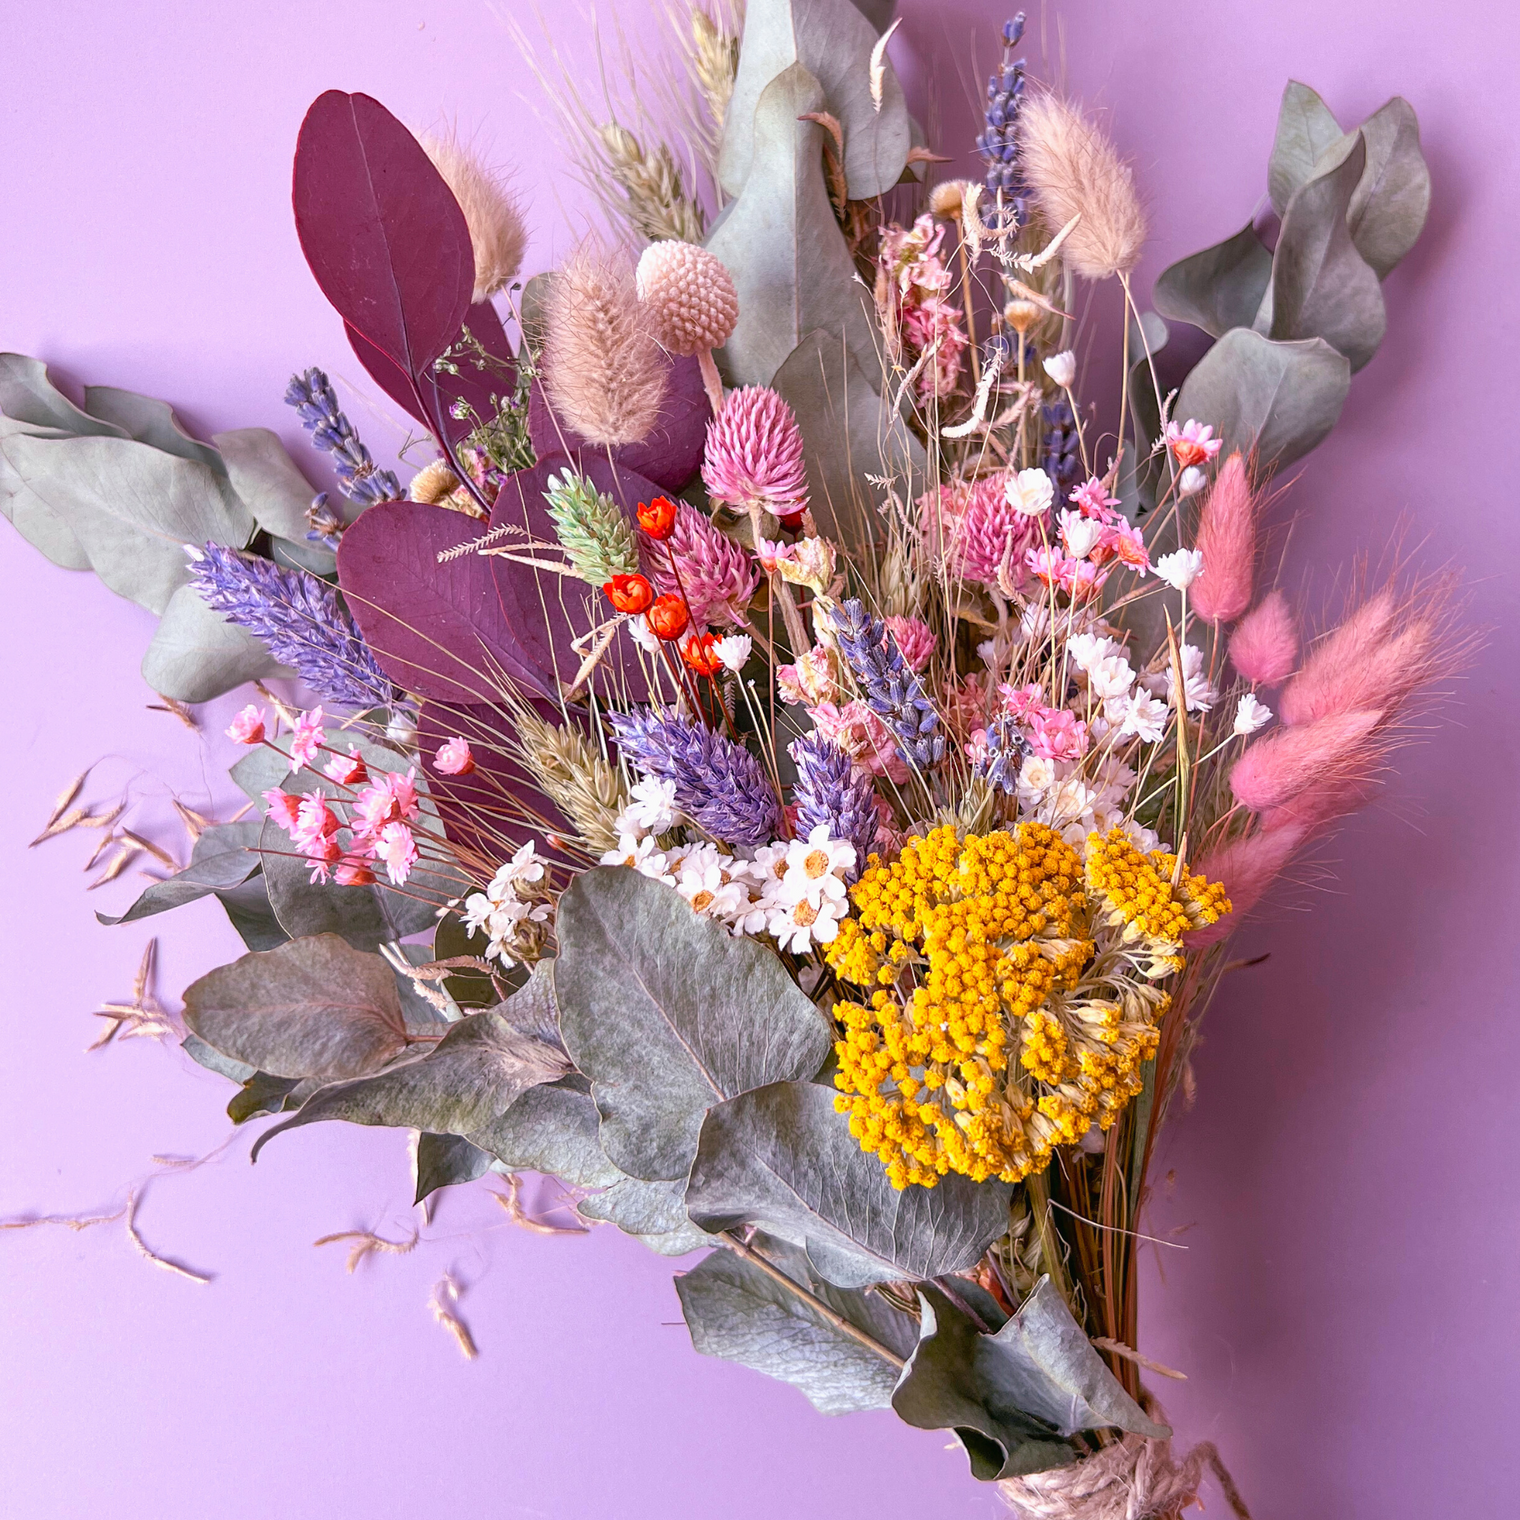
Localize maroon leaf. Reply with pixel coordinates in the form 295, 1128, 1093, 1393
293, 90, 473, 394
348, 301, 517, 444
528, 350, 710, 493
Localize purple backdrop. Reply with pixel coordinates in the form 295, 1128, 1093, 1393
3, 3, 1516, 1515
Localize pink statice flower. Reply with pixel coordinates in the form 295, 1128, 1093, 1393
433, 737, 475, 776
1164, 419, 1223, 469
226, 705, 265, 745
1028, 707, 1089, 762
885, 616, 937, 671
335, 856, 376, 887
324, 747, 368, 786
289, 707, 326, 772
1070, 476, 1121, 522
371, 821, 418, 886
263, 789, 301, 833
811, 700, 909, 784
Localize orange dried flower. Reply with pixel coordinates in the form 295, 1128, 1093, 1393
638, 496, 679, 540
647, 594, 690, 641
681, 631, 723, 675
604, 572, 654, 614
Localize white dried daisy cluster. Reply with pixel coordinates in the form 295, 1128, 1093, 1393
462, 841, 552, 965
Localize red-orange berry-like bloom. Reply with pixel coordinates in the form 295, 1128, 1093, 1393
604, 572, 654, 614
647, 593, 690, 641
637, 495, 679, 540
681, 631, 723, 675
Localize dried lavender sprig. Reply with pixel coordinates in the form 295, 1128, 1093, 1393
285, 367, 400, 507
608, 707, 782, 847
789, 734, 878, 881
1043, 398, 1080, 491
832, 600, 945, 770
977, 15, 1028, 224
974, 715, 1030, 794
190, 543, 393, 710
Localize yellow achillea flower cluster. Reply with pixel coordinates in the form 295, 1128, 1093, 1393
825, 823, 1230, 1190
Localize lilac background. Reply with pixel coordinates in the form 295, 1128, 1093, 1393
2, 2, 1516, 1515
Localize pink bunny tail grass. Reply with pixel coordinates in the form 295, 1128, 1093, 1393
1186, 824, 1309, 948
1229, 709, 1383, 813
1227, 590, 1299, 686
701, 385, 809, 517
417, 130, 527, 303
1258, 771, 1383, 835
1190, 452, 1257, 625
1279, 574, 1463, 727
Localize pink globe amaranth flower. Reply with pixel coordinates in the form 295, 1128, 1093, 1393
702, 386, 809, 518
372, 821, 418, 886
263, 789, 301, 834
288, 707, 326, 772
959, 476, 1037, 587
226, 704, 265, 745
303, 833, 343, 884
645, 501, 759, 628
884, 616, 937, 672
1028, 707, 1088, 762
335, 855, 377, 887
433, 737, 476, 776
1190, 452, 1257, 625
1228, 591, 1299, 686
811, 700, 909, 784
902, 296, 967, 401
324, 747, 368, 786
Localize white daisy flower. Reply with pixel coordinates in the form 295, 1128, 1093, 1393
676, 855, 747, 920
1233, 692, 1273, 735
777, 825, 855, 908
768, 893, 847, 954
1154, 548, 1204, 591
600, 831, 667, 876
620, 775, 678, 834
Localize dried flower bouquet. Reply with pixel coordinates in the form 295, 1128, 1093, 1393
3, 3, 1453, 1515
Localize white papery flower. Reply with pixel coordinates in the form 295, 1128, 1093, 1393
1154, 548, 1204, 590
1113, 689, 1170, 743
1066, 631, 1122, 672
490, 840, 546, 894
1058, 508, 1103, 561
675, 853, 747, 920
1086, 654, 1135, 701
620, 775, 678, 834
768, 892, 848, 953
600, 831, 669, 876
1178, 465, 1208, 498
1233, 692, 1273, 735
713, 634, 752, 672
1015, 753, 1057, 810
1122, 820, 1163, 853
1043, 349, 1077, 388
1163, 643, 1218, 713
627, 614, 661, 653
777, 825, 854, 908
1005, 467, 1055, 518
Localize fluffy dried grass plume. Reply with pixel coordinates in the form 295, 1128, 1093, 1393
418, 132, 527, 303
1018, 93, 1146, 280
542, 245, 668, 447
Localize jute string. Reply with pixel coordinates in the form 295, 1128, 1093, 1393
998, 1401, 1251, 1520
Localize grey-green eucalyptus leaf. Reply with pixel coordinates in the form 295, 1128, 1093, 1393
893, 1280, 1167, 1483
82, 386, 229, 481
0, 353, 129, 438
1174, 327, 1350, 471
228, 1071, 316, 1124
1268, 133, 1386, 372
1152, 223, 1273, 339
214, 871, 290, 952
181, 932, 410, 1081
259, 816, 394, 950
685, 1080, 1012, 1288
140, 582, 285, 702
579, 1175, 712, 1256
0, 417, 93, 570
770, 328, 926, 555
1267, 80, 1344, 216
707, 61, 879, 388
212, 427, 335, 572
721, 0, 909, 201
554, 868, 833, 1182
675, 1233, 919, 1414
469, 1080, 622, 1188
181, 1032, 257, 1085
249, 1006, 570, 1160
98, 819, 263, 926
415, 1132, 494, 1203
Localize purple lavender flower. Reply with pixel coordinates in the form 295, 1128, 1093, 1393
190, 543, 393, 710
976, 15, 1028, 224
608, 708, 782, 847
789, 734, 878, 881
832, 600, 945, 770
285, 368, 400, 508
1043, 399, 1080, 492
974, 715, 1030, 795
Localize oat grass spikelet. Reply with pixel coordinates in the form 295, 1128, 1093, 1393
1018, 93, 1146, 280
418, 132, 527, 302
598, 121, 706, 245
542, 245, 669, 447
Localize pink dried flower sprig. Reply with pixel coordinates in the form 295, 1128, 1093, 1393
702, 386, 809, 526
644, 501, 760, 629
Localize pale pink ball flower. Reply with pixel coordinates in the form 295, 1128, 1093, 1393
1190, 452, 1258, 625
885, 616, 938, 671
635, 241, 739, 356
702, 386, 809, 519
1228, 591, 1299, 686
433, 737, 476, 776
289, 707, 326, 772
226, 705, 266, 745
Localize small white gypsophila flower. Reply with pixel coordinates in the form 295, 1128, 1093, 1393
1043, 349, 1077, 388
1058, 508, 1103, 561
767, 892, 847, 954
1233, 692, 1273, 735
1005, 466, 1055, 518
1178, 465, 1208, 498
489, 839, 546, 895
1154, 548, 1204, 591
621, 775, 678, 834
778, 825, 854, 908
713, 634, 752, 673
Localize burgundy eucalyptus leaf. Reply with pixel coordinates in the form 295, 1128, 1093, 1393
336, 498, 554, 705
347, 300, 517, 443
528, 350, 709, 493
293, 90, 473, 392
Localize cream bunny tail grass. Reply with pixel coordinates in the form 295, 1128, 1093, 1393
417, 131, 527, 303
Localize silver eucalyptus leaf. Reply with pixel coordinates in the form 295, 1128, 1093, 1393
554, 868, 834, 1182
212, 426, 335, 573
1152, 222, 1273, 339
578, 1176, 713, 1256
98, 819, 263, 927
469, 1080, 623, 1189
1267, 80, 1344, 216
0, 417, 93, 570
0, 353, 129, 437
1174, 327, 1350, 470
140, 582, 285, 702
685, 1080, 1012, 1288
414, 1132, 494, 1203
82, 386, 230, 481
720, 0, 909, 201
